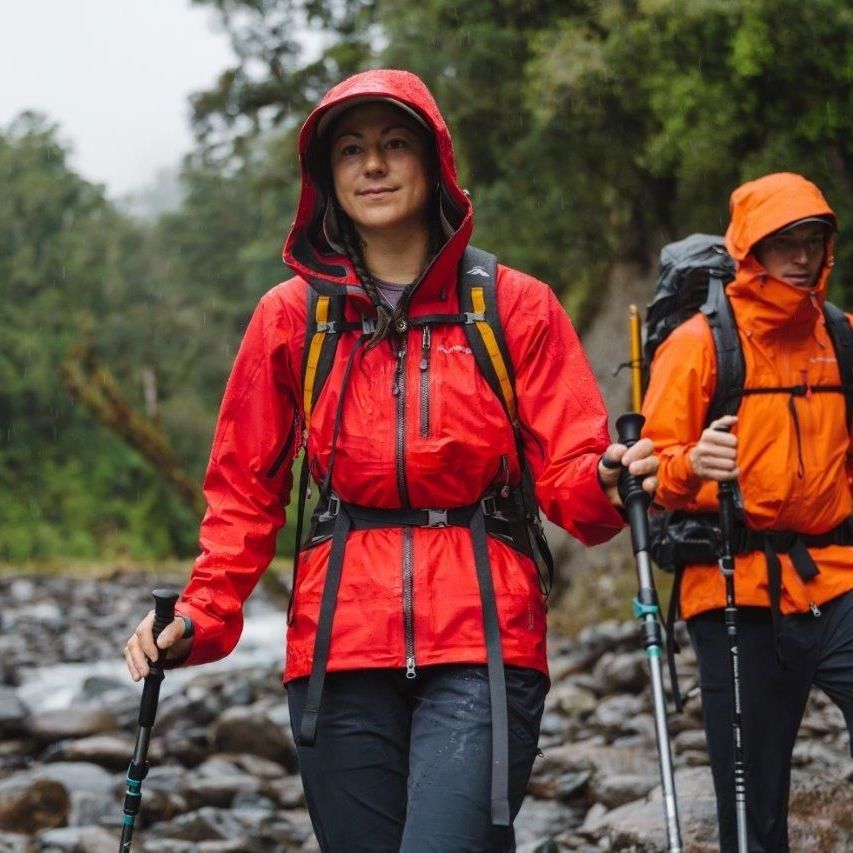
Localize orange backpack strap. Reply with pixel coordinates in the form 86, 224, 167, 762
459, 247, 518, 427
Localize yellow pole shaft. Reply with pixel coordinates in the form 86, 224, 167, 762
629, 304, 643, 412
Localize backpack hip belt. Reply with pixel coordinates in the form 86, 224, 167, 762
304, 488, 535, 559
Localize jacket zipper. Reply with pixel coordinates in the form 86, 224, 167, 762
264, 417, 298, 478
419, 326, 431, 437
403, 527, 416, 678
391, 337, 411, 506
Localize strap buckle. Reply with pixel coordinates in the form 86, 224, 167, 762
362, 316, 376, 334
319, 494, 341, 521
481, 496, 497, 517
463, 311, 486, 325
316, 321, 337, 334
427, 509, 448, 528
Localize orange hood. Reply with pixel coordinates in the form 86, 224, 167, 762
724, 172, 837, 334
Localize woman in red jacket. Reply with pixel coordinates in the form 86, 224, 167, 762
124, 69, 657, 851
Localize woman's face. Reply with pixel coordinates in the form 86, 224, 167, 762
329, 101, 432, 237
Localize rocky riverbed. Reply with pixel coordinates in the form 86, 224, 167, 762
0, 571, 850, 852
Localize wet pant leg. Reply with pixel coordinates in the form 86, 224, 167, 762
286, 669, 410, 853
400, 665, 547, 853
688, 607, 816, 852
813, 590, 853, 754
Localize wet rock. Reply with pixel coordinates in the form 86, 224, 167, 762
546, 682, 598, 719
590, 772, 658, 809
35, 762, 115, 827
0, 689, 28, 739
28, 707, 118, 744
0, 774, 68, 833
592, 694, 646, 734
0, 830, 29, 852
592, 651, 649, 695
42, 733, 137, 770
207, 705, 297, 772
36, 825, 117, 852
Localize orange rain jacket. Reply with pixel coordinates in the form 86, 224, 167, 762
174, 70, 624, 681
643, 172, 853, 620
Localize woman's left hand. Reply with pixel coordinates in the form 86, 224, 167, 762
597, 438, 658, 507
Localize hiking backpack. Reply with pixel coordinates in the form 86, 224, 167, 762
644, 233, 853, 573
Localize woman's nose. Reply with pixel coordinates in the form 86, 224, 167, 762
364, 146, 387, 175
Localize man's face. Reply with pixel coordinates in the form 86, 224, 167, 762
753, 221, 829, 288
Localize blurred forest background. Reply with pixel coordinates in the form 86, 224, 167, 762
3, 0, 852, 583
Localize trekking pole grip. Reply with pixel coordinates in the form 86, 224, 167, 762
615, 413, 651, 554
151, 589, 178, 645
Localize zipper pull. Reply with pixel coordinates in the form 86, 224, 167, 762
392, 342, 407, 396
809, 601, 822, 617
500, 455, 510, 498
406, 656, 417, 679
420, 326, 431, 370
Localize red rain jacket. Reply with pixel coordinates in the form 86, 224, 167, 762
643, 172, 853, 619
175, 70, 624, 681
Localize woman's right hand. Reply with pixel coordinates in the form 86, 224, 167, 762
689, 415, 739, 481
123, 610, 193, 682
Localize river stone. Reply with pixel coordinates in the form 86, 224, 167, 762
217, 751, 290, 779
0, 831, 29, 852
208, 705, 297, 771
149, 805, 249, 842
592, 694, 646, 733
28, 706, 118, 742
581, 765, 718, 850
0, 775, 68, 833
35, 762, 115, 827
513, 796, 583, 847
0, 689, 27, 739
547, 681, 598, 718
36, 825, 117, 852
42, 733, 137, 770
527, 769, 591, 802
673, 728, 707, 754
592, 651, 649, 694
589, 772, 658, 808
183, 773, 263, 810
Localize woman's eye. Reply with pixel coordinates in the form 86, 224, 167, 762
339, 144, 361, 157
386, 138, 408, 150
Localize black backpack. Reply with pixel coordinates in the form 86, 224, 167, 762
644, 233, 853, 573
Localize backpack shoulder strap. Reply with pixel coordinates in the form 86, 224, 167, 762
823, 301, 853, 431
302, 287, 346, 428
458, 246, 518, 425
701, 276, 744, 424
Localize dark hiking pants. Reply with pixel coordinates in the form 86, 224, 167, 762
286, 664, 547, 853
688, 590, 853, 852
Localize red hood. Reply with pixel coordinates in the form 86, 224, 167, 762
724, 172, 837, 335
282, 69, 473, 307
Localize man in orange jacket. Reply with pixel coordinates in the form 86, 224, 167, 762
643, 172, 853, 851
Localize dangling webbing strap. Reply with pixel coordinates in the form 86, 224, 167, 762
470, 505, 511, 826
298, 505, 352, 746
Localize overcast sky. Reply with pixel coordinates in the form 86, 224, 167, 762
0, 0, 236, 197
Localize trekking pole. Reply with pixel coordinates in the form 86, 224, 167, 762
614, 412, 683, 853
119, 588, 178, 852
716, 425, 749, 853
